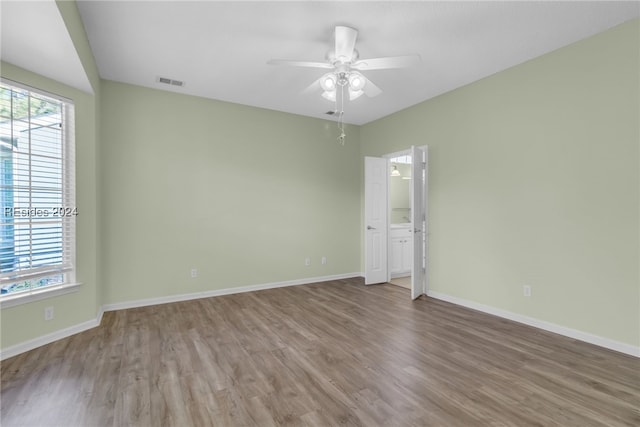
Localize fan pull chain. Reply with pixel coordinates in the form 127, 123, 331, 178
337, 84, 346, 145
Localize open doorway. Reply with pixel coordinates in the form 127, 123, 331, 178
364, 146, 427, 299
387, 152, 412, 289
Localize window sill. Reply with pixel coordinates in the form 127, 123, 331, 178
0, 283, 82, 309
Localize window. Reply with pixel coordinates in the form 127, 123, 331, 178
0, 80, 76, 303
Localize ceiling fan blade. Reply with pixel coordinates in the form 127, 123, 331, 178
301, 77, 322, 95
352, 55, 421, 70
362, 76, 382, 98
335, 26, 358, 62
268, 59, 333, 69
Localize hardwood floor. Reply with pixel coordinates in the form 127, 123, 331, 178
1, 278, 639, 426
389, 275, 411, 289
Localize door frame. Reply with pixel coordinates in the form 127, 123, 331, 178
383, 145, 428, 295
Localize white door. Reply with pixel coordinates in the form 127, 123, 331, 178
401, 239, 412, 273
390, 237, 403, 274
364, 157, 388, 285
410, 146, 427, 299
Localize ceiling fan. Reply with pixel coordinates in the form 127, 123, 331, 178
268, 25, 421, 102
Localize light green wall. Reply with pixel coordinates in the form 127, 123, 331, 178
2, 2, 637, 355
361, 19, 640, 347
0, 1, 100, 350
56, 0, 103, 316
100, 81, 361, 304
56, 0, 101, 92
0, 61, 99, 349
56, 0, 104, 312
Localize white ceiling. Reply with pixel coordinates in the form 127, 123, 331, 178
6, 1, 638, 125
0, 0, 93, 94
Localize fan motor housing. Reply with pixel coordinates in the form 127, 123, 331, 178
328, 49, 359, 65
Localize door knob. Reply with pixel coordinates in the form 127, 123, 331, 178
367, 225, 376, 230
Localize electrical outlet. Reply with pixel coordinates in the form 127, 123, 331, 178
44, 306, 54, 321
321, 256, 327, 265
191, 268, 198, 278
523, 285, 531, 297
305, 257, 311, 266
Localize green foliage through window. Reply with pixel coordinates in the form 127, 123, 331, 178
0, 87, 60, 121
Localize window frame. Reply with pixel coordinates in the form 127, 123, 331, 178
0, 79, 80, 308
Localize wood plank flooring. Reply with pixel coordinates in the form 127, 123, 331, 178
1, 278, 639, 426
389, 275, 411, 289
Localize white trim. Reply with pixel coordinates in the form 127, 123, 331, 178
103, 272, 361, 312
383, 148, 411, 160
0, 80, 77, 310
4, 276, 636, 360
96, 304, 104, 326
0, 311, 100, 361
390, 271, 411, 279
426, 290, 640, 358
0, 282, 82, 309
1, 273, 360, 360
0, 77, 74, 103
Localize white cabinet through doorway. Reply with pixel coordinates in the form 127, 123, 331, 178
390, 225, 412, 277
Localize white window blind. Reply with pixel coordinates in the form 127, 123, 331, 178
0, 80, 76, 297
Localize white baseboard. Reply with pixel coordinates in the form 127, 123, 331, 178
426, 290, 640, 358
1, 273, 361, 360
7, 276, 635, 360
0, 315, 101, 361
102, 272, 362, 312
96, 304, 104, 325
390, 272, 411, 279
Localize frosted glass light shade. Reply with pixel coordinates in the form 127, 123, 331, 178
349, 89, 363, 100
349, 72, 365, 91
320, 73, 337, 91
322, 91, 336, 101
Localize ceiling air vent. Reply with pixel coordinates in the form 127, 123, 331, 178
157, 76, 185, 87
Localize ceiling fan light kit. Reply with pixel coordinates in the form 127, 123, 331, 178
268, 25, 420, 144
320, 71, 365, 102
320, 73, 337, 91
321, 90, 336, 102
349, 73, 365, 91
